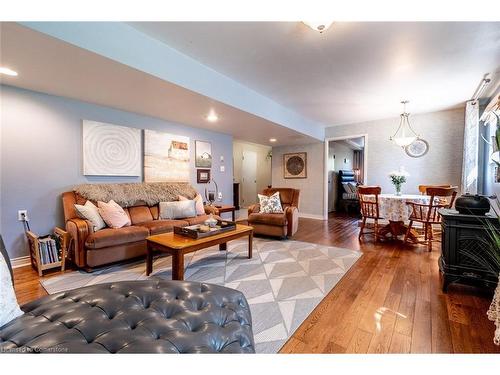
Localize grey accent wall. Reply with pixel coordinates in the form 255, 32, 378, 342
271, 143, 325, 218
1, 85, 233, 258
326, 108, 465, 195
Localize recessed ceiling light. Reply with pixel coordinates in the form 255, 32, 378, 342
206, 111, 218, 123
269, 138, 277, 143
0, 67, 18, 76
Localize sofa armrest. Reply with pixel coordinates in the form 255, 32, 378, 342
284, 206, 299, 237
66, 218, 93, 268
248, 204, 260, 216
204, 205, 219, 215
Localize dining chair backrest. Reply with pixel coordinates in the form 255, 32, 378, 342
408, 186, 458, 223
357, 186, 381, 219
418, 184, 452, 195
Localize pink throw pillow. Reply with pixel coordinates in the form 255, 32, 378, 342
97, 200, 131, 228
178, 194, 205, 216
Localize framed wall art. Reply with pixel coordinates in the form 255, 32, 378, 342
283, 152, 307, 179
197, 169, 211, 183
195, 140, 212, 168
144, 129, 190, 182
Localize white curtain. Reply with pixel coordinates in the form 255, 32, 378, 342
461, 101, 479, 194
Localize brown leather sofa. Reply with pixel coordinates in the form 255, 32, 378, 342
62, 191, 219, 270
247, 188, 300, 238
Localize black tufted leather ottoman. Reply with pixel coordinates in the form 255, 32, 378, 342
0, 280, 255, 353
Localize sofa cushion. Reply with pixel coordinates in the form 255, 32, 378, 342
140, 220, 189, 235
248, 212, 287, 226
128, 206, 154, 225
185, 215, 222, 226
74, 201, 106, 231
85, 226, 149, 250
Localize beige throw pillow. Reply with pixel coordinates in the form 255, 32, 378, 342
74, 201, 106, 231
160, 200, 197, 220
97, 200, 131, 228
178, 193, 205, 216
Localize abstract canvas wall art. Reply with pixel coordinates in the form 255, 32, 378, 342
82, 120, 141, 176
195, 140, 212, 168
144, 129, 190, 182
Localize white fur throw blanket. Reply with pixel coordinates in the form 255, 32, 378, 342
74, 182, 198, 207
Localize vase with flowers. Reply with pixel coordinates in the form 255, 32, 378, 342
388, 167, 409, 196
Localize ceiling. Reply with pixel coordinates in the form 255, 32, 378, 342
130, 22, 500, 126
0, 23, 318, 146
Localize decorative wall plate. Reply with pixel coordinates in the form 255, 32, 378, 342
405, 138, 429, 158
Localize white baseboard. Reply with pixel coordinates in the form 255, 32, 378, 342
298, 213, 325, 220
11, 255, 31, 269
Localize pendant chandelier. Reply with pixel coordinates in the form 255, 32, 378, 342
390, 100, 420, 147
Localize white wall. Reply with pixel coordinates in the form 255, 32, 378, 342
233, 140, 272, 207
271, 142, 325, 219
329, 141, 354, 171
326, 108, 465, 195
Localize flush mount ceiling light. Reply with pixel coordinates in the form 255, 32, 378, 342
0, 67, 18, 76
269, 138, 277, 143
390, 100, 420, 148
205, 111, 218, 123
302, 21, 334, 34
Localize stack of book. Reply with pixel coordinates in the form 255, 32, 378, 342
38, 237, 60, 265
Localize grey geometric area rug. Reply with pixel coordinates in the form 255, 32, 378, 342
40, 238, 361, 353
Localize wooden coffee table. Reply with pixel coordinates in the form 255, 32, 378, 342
146, 224, 253, 280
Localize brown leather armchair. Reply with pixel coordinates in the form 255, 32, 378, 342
247, 188, 300, 238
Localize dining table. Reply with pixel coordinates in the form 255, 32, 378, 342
372, 193, 435, 242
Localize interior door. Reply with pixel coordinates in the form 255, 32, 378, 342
241, 150, 257, 207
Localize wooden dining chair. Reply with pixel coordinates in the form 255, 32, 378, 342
418, 184, 452, 195
404, 186, 458, 251
357, 186, 383, 242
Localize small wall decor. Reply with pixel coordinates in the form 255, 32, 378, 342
283, 152, 307, 179
197, 169, 211, 183
82, 120, 141, 176
144, 130, 190, 182
195, 140, 212, 168
404, 138, 429, 158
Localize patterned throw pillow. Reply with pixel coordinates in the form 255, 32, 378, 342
0, 251, 23, 327
258, 192, 284, 214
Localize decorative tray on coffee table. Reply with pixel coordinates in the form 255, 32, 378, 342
174, 220, 236, 239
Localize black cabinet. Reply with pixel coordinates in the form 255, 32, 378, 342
439, 209, 499, 292
233, 183, 240, 210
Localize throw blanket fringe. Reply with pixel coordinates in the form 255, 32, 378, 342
74, 182, 198, 207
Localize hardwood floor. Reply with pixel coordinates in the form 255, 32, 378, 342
12, 213, 500, 353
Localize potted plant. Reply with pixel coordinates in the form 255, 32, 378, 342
388, 167, 409, 196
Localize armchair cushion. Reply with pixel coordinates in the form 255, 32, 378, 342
248, 213, 287, 226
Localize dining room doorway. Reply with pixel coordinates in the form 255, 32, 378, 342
323, 134, 368, 218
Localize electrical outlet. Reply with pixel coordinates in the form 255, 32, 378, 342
220, 165, 225, 172
217, 192, 223, 200
18, 210, 28, 221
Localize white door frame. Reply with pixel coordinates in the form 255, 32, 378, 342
323, 134, 369, 220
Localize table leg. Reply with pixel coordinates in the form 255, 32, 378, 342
232, 210, 236, 222
172, 252, 185, 281
146, 242, 153, 276
248, 231, 253, 259
219, 242, 227, 251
